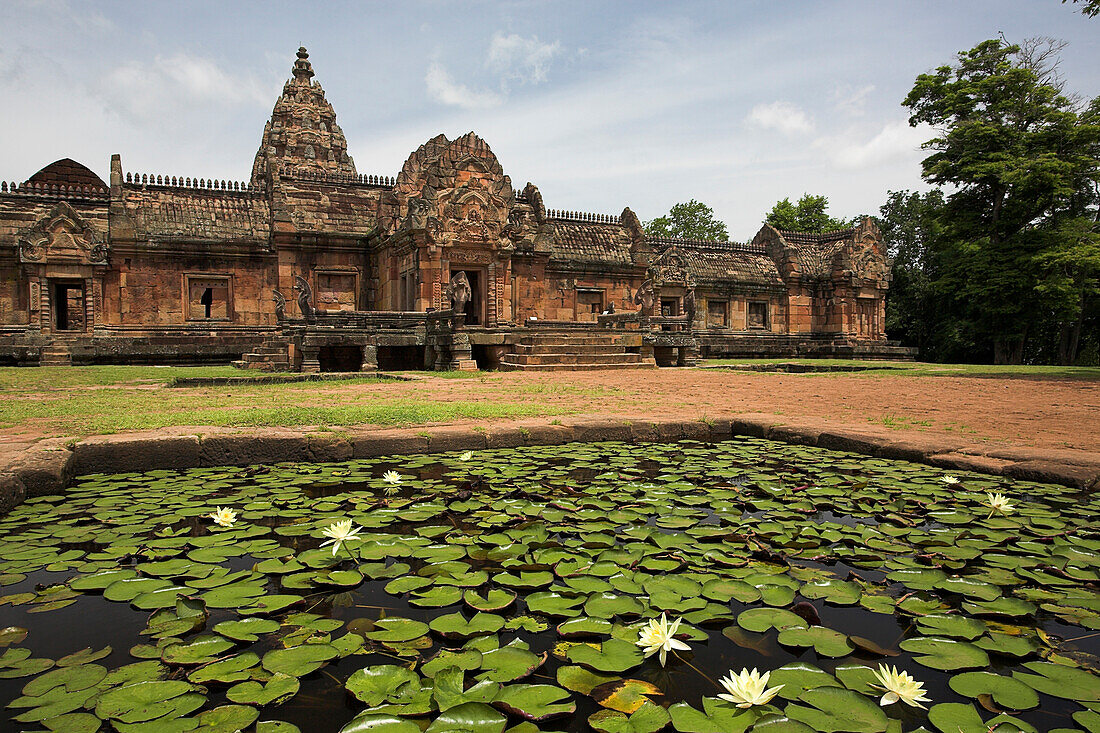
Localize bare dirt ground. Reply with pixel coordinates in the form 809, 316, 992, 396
359, 368, 1100, 452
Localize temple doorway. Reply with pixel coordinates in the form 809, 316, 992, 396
52, 280, 86, 332
450, 269, 483, 325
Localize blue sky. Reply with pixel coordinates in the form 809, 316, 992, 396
2, 0, 1097, 237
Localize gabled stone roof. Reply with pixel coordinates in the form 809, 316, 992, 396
549, 221, 633, 267
120, 187, 270, 242
651, 238, 783, 286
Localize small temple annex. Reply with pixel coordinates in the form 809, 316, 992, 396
0, 48, 913, 370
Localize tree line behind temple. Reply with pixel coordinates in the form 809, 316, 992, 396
645, 36, 1100, 366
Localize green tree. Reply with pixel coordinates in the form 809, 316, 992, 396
1063, 0, 1099, 17
903, 37, 1100, 363
765, 194, 852, 233
644, 200, 729, 241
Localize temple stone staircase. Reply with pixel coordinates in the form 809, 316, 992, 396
232, 339, 290, 371
39, 343, 72, 366
498, 331, 656, 371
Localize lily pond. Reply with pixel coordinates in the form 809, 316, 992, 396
0, 439, 1098, 733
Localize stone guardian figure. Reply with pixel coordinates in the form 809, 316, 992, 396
293, 276, 315, 318
272, 289, 287, 321
445, 271, 472, 315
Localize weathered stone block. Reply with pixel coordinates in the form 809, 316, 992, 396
730, 414, 781, 438
567, 419, 633, 443
199, 430, 313, 467
817, 430, 891, 456
308, 433, 353, 462
1002, 460, 1100, 489
768, 423, 822, 447
518, 423, 575, 446
0, 473, 27, 515
10, 440, 74, 497
349, 429, 429, 458
73, 434, 201, 474
927, 452, 1013, 475
423, 427, 487, 453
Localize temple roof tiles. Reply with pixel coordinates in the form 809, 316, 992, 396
25, 159, 107, 191
550, 221, 633, 267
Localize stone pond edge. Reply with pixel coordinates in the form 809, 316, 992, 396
2, 414, 1098, 514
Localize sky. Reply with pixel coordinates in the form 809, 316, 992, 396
1, 0, 1097, 238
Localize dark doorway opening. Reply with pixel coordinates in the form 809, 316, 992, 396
451, 269, 482, 325
201, 288, 214, 319
378, 345, 425, 371
471, 344, 499, 371
318, 345, 362, 372
52, 281, 86, 332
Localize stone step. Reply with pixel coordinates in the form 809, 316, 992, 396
497, 360, 656, 372
240, 353, 288, 364
513, 343, 634, 356
518, 336, 638, 347
501, 352, 645, 366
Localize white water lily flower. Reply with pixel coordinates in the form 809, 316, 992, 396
985, 492, 1014, 518
941, 475, 959, 485
717, 668, 784, 708
871, 664, 931, 708
320, 519, 363, 556
382, 471, 402, 484
207, 507, 237, 528
459, 451, 473, 461
635, 613, 690, 666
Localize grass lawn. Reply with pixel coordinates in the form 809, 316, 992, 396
699, 358, 1100, 380
0, 366, 564, 437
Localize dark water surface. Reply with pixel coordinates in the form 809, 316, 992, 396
0, 438, 1097, 732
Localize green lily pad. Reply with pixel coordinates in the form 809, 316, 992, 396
227, 673, 300, 706
346, 665, 420, 706
899, 636, 990, 671
776, 626, 852, 657
785, 686, 889, 732
261, 644, 338, 677
737, 608, 808, 633
948, 671, 1039, 710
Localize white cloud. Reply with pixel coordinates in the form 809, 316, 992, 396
816, 120, 930, 169
746, 101, 814, 135
832, 83, 875, 115
486, 33, 561, 85
103, 54, 272, 119
425, 62, 503, 109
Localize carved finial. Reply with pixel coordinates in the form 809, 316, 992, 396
292, 47, 314, 82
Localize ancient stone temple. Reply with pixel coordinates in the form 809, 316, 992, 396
0, 48, 913, 370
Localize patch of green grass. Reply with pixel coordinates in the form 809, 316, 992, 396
0, 392, 561, 436
0, 365, 243, 391
699, 359, 1100, 380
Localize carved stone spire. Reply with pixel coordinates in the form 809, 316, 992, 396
250, 47, 356, 186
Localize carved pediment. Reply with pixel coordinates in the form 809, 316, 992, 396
17, 202, 108, 265
649, 247, 694, 287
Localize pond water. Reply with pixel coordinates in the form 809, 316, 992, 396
0, 438, 1097, 733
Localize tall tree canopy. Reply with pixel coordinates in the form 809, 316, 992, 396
644, 200, 729, 241
1063, 0, 1099, 17
765, 194, 852, 233
903, 37, 1100, 363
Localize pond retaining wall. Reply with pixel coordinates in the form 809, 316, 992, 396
1, 415, 1098, 515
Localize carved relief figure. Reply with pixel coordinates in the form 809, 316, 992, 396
272, 289, 287, 320
633, 279, 655, 313
292, 276, 315, 318
683, 287, 697, 326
